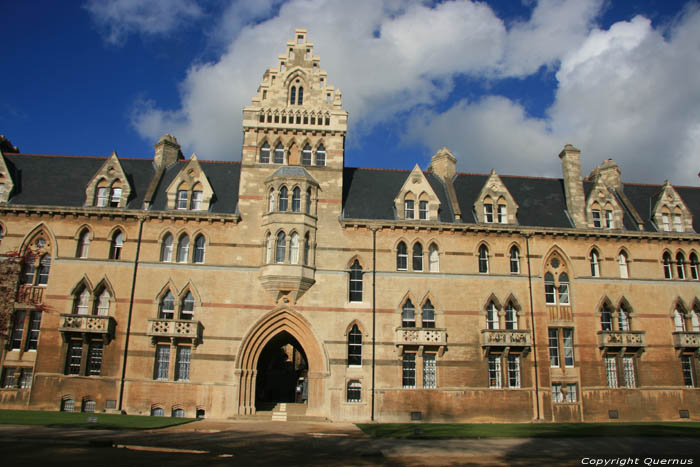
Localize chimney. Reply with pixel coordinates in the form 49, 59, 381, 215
559, 144, 586, 228
587, 159, 622, 191
154, 134, 183, 168
429, 147, 457, 181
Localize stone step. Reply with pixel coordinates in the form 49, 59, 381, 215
271, 411, 287, 421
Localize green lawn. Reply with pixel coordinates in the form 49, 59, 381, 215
357, 422, 700, 439
0, 410, 194, 430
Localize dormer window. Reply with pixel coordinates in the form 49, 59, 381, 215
404, 199, 414, 219
605, 209, 614, 228
484, 203, 494, 223
662, 213, 670, 231
497, 204, 507, 223
592, 209, 602, 228
110, 186, 122, 207
96, 187, 108, 207
419, 200, 428, 220
191, 191, 203, 210
674, 213, 683, 232
177, 190, 188, 210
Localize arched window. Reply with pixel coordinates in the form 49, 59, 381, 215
349, 260, 363, 302
558, 273, 570, 305
109, 183, 122, 207
673, 309, 686, 332
396, 242, 408, 270
177, 235, 190, 263
289, 86, 296, 105
617, 304, 630, 331
194, 235, 206, 264
419, 200, 429, 220
151, 407, 164, 417
181, 292, 194, 319
315, 144, 326, 166
348, 324, 362, 366
96, 185, 108, 207
663, 252, 673, 279
301, 144, 312, 165
590, 250, 600, 277
483, 199, 494, 223
278, 186, 289, 211
303, 232, 310, 265
510, 246, 520, 274
37, 255, 51, 285
292, 187, 301, 212
676, 253, 686, 280
305, 188, 312, 214
412, 243, 423, 271
298, 86, 304, 105
690, 253, 699, 280
191, 188, 203, 210
402, 300, 415, 327
422, 300, 435, 328
110, 231, 123, 260
428, 243, 439, 272
161, 234, 174, 262
346, 380, 361, 402
478, 245, 489, 274
486, 302, 499, 330
268, 188, 275, 212
96, 289, 110, 316
601, 304, 612, 331
274, 144, 284, 164
691, 308, 700, 332
259, 142, 270, 163
544, 272, 556, 304
21, 259, 35, 285
505, 302, 518, 329
275, 231, 286, 263
265, 233, 272, 263
77, 229, 90, 258
160, 291, 175, 319
618, 251, 629, 278
75, 288, 91, 315
404, 196, 415, 220
290, 232, 300, 264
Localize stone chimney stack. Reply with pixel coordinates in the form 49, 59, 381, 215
429, 147, 457, 181
587, 159, 622, 191
559, 144, 586, 228
154, 134, 183, 168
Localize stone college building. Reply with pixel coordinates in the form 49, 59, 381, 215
1, 29, 699, 423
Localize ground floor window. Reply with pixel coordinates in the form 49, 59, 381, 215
154, 345, 170, 380
488, 355, 502, 388
151, 407, 164, 417
681, 355, 696, 387
65, 340, 104, 376
175, 346, 191, 381
65, 341, 83, 375
87, 342, 103, 376
82, 400, 96, 413
346, 380, 362, 402
552, 383, 577, 403
61, 398, 75, 412
605, 354, 638, 388
489, 354, 521, 389
402, 354, 416, 388
172, 408, 185, 418
423, 354, 436, 389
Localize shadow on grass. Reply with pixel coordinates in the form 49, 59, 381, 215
0, 409, 195, 430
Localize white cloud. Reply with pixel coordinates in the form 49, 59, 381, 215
84, 0, 205, 45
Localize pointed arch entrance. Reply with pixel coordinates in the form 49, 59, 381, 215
235, 308, 328, 416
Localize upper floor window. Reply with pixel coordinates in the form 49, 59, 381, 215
305, 188, 312, 214
478, 245, 489, 274
428, 243, 439, 272
265, 233, 272, 264
348, 324, 362, 366
663, 252, 673, 279
110, 231, 123, 260
422, 300, 435, 328
497, 204, 507, 224
349, 260, 363, 302
510, 246, 520, 274
505, 302, 518, 329
181, 292, 195, 320
662, 213, 671, 232
673, 213, 683, 232
484, 203, 494, 223
260, 142, 270, 163
177, 190, 188, 210
274, 144, 284, 164
590, 250, 600, 277
486, 301, 499, 329
77, 229, 90, 259
292, 187, 301, 213
617, 304, 630, 331
159, 291, 175, 319
303, 232, 310, 265
676, 253, 686, 280
549, 328, 575, 368
315, 145, 325, 166
301, 145, 312, 165
690, 253, 699, 280
618, 252, 629, 278
397, 241, 408, 271
419, 200, 428, 220
268, 188, 275, 212
290, 232, 300, 264
275, 231, 286, 263
75, 288, 91, 315
592, 209, 602, 228
37, 255, 51, 285
604, 209, 614, 228
298, 86, 304, 105
194, 235, 206, 264
110, 186, 122, 207
558, 273, 570, 305
412, 243, 423, 271
278, 186, 289, 212
289, 86, 297, 105
161, 234, 174, 262
96, 187, 108, 207
96, 289, 110, 316
402, 300, 415, 327
191, 191, 203, 210
404, 199, 415, 219
673, 307, 700, 333
177, 234, 190, 263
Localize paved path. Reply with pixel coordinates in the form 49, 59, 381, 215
1, 420, 699, 466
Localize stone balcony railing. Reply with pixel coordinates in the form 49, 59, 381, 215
395, 327, 447, 355
147, 319, 203, 346
672, 332, 700, 349
59, 314, 116, 342
597, 330, 646, 350
16, 285, 45, 305
480, 329, 532, 349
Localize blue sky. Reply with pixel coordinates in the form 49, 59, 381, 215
2, 0, 698, 185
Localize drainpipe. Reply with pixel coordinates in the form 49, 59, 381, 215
524, 233, 541, 420
118, 215, 145, 412
371, 227, 377, 421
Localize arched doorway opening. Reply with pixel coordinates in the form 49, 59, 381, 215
255, 331, 308, 409
235, 308, 328, 416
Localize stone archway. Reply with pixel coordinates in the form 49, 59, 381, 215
235, 308, 328, 416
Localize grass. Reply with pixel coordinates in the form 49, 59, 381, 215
0, 410, 195, 430
357, 422, 700, 439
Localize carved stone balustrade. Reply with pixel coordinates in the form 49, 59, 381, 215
672, 332, 700, 350
147, 319, 203, 346
480, 329, 532, 355
16, 285, 45, 305
59, 314, 116, 343
395, 327, 447, 356
597, 331, 646, 352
